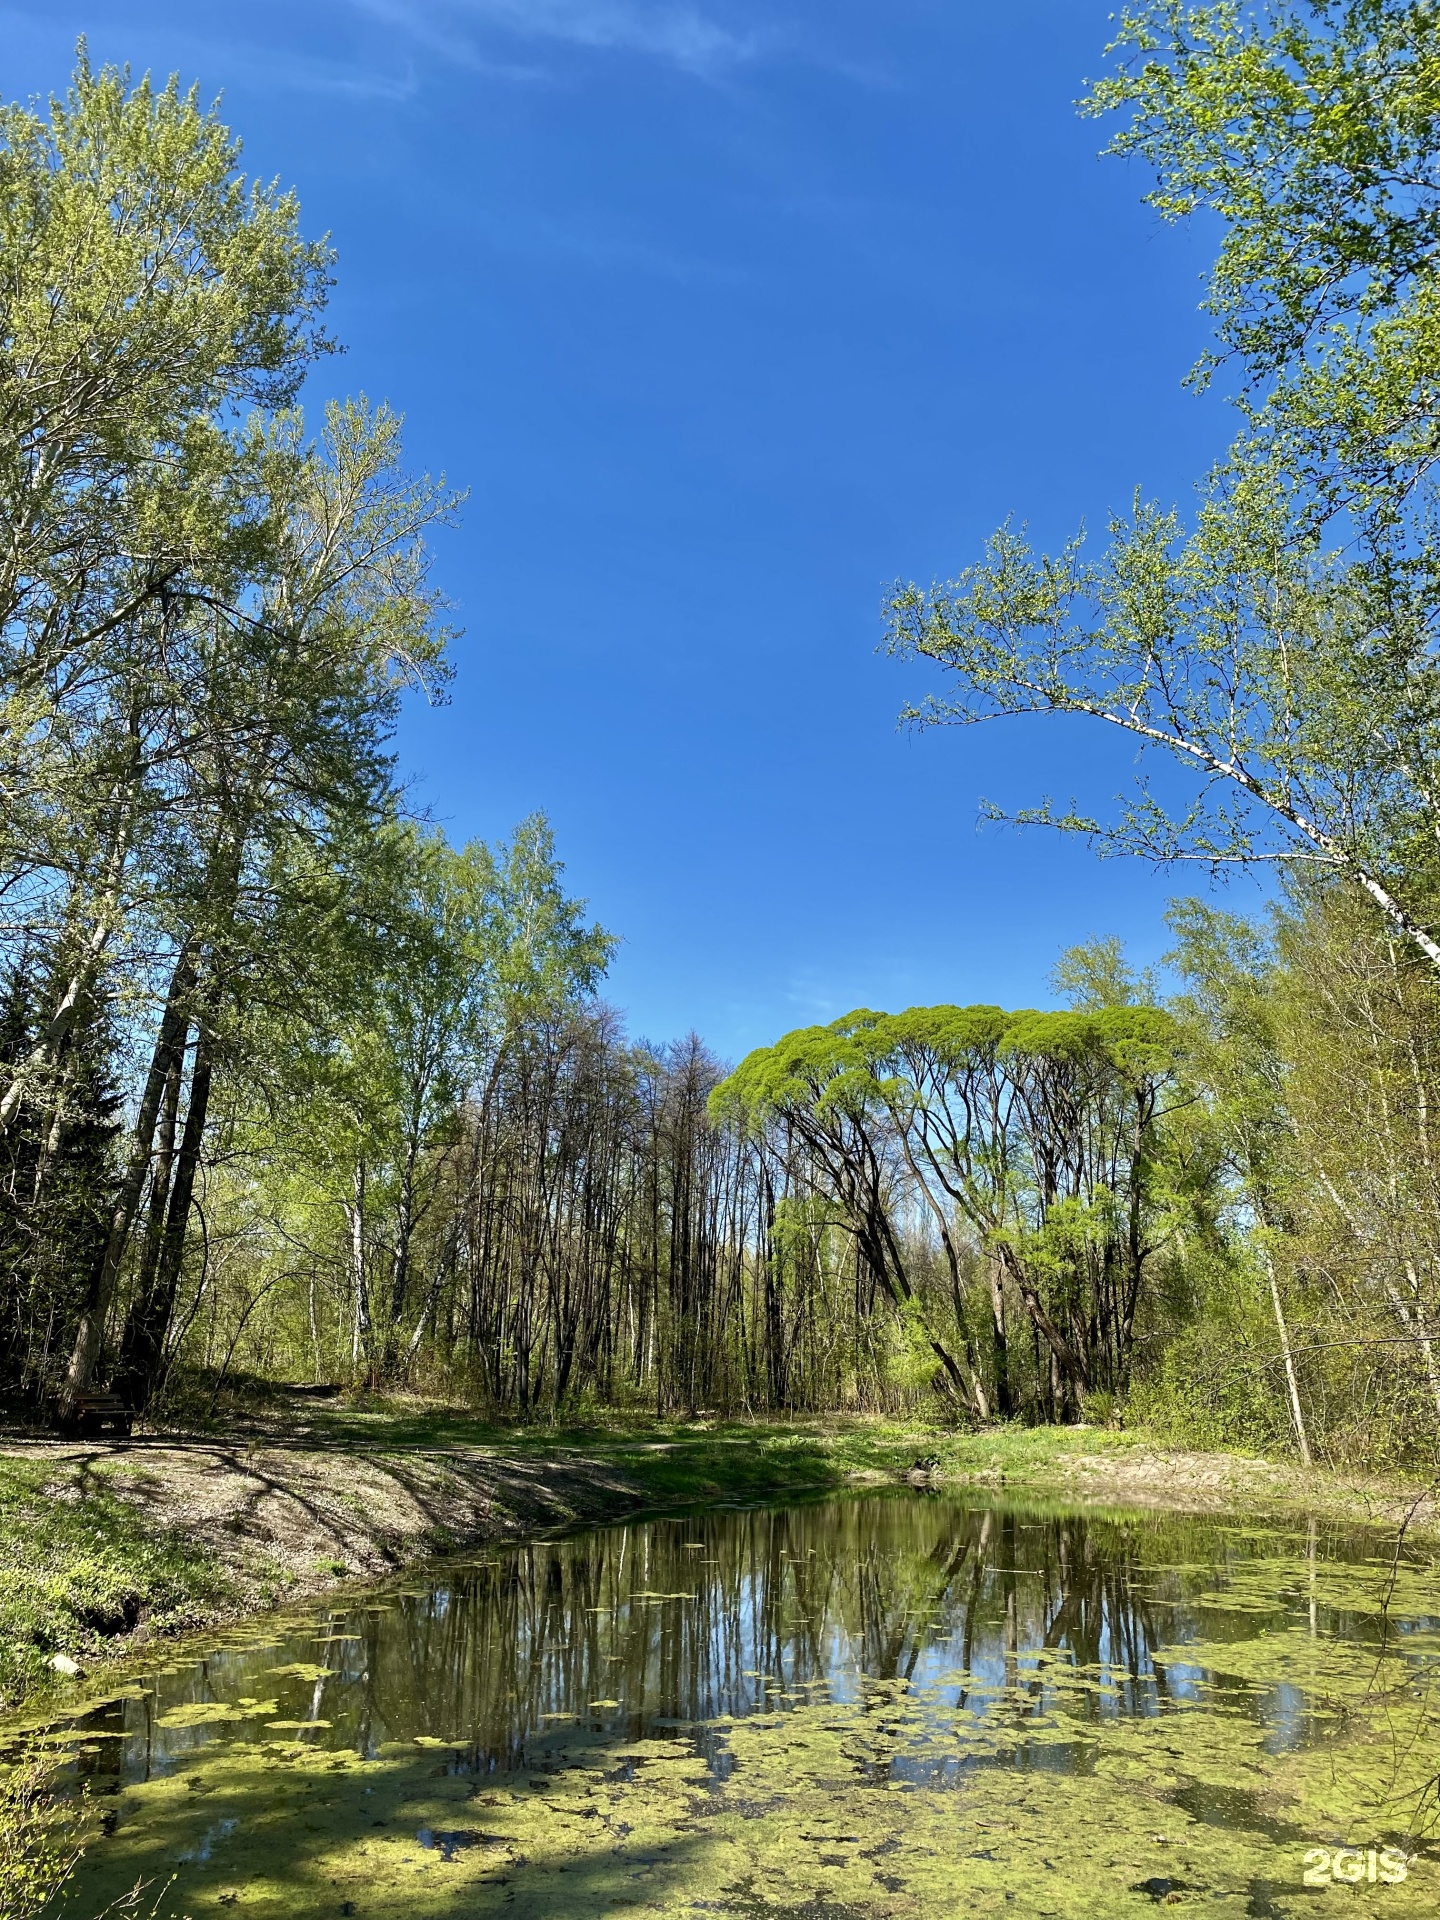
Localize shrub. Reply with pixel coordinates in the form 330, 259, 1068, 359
1126, 1321, 1293, 1455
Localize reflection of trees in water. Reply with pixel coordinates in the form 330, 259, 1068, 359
71, 1499, 1378, 1795
344, 1502, 1268, 1774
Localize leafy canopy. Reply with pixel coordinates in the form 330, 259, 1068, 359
1090, 0, 1440, 380
712, 1003, 1179, 1136
890, 1, 1440, 977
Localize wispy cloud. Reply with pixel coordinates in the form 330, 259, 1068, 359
471, 202, 745, 282
209, 44, 426, 102
0, 7, 438, 104
352, 0, 766, 78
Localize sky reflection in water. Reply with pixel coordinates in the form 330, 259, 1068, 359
29, 1491, 1440, 1918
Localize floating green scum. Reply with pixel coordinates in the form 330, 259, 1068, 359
11, 1490, 1435, 1919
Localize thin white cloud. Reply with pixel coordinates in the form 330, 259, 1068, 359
471, 202, 745, 282
0, 7, 441, 104
212, 45, 426, 102
352, 0, 765, 77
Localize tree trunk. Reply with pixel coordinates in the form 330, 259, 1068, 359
62, 941, 197, 1405
988, 1259, 1011, 1417
1382, 1262, 1440, 1419
346, 1161, 368, 1374
115, 1016, 214, 1413
110, 1045, 185, 1405
1000, 1246, 1090, 1401
1, 732, 142, 1137
1262, 1244, 1313, 1467
382, 1131, 420, 1378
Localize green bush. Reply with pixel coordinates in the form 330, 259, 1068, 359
0, 1752, 79, 1920
1126, 1322, 1293, 1455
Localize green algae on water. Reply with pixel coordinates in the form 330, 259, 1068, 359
35, 1493, 1440, 1919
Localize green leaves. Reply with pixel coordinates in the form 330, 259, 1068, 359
1089, 1, 1440, 379
889, 468, 1440, 966
0, 46, 332, 699
888, 5, 1440, 979
717, 1004, 1182, 1136
0, 50, 480, 1405
715, 998, 1191, 1410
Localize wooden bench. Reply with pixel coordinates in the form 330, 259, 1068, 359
58, 1393, 134, 1439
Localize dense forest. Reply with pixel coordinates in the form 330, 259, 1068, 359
7, 6, 1440, 1466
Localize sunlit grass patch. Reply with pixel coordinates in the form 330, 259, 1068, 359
0, 1458, 234, 1711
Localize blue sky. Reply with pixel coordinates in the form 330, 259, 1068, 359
7, 0, 1256, 1058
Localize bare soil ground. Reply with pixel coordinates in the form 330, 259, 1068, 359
7, 1418, 1433, 1614
837, 1433, 1440, 1535
0, 1429, 663, 1625
1039, 1441, 1439, 1529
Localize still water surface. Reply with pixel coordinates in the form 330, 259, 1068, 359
28, 1491, 1440, 1917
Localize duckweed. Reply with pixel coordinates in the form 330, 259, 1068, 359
21, 1492, 1440, 1918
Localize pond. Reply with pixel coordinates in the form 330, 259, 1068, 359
23, 1490, 1440, 1917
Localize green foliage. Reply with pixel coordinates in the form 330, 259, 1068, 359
0, 1460, 232, 1708
885, 482, 1440, 969
0, 46, 460, 1411
0, 44, 332, 902
1050, 934, 1159, 1011
1128, 1315, 1293, 1452
1156, 882, 1440, 1468
225, 810, 615, 1393
886, 1297, 950, 1394
715, 1003, 1180, 1133
0, 957, 122, 1397
7, 10, 1440, 1486
871, 0, 1440, 1468
482, 814, 617, 1013
0, 1750, 78, 1920
885, 3, 1440, 981
715, 998, 1193, 1422
1088, 0, 1440, 380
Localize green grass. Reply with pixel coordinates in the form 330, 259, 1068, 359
0, 1457, 234, 1711
281, 1399, 1147, 1503
592, 1414, 1147, 1503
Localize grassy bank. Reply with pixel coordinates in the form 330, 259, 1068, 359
0, 1404, 1429, 1718
0, 1456, 236, 1712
